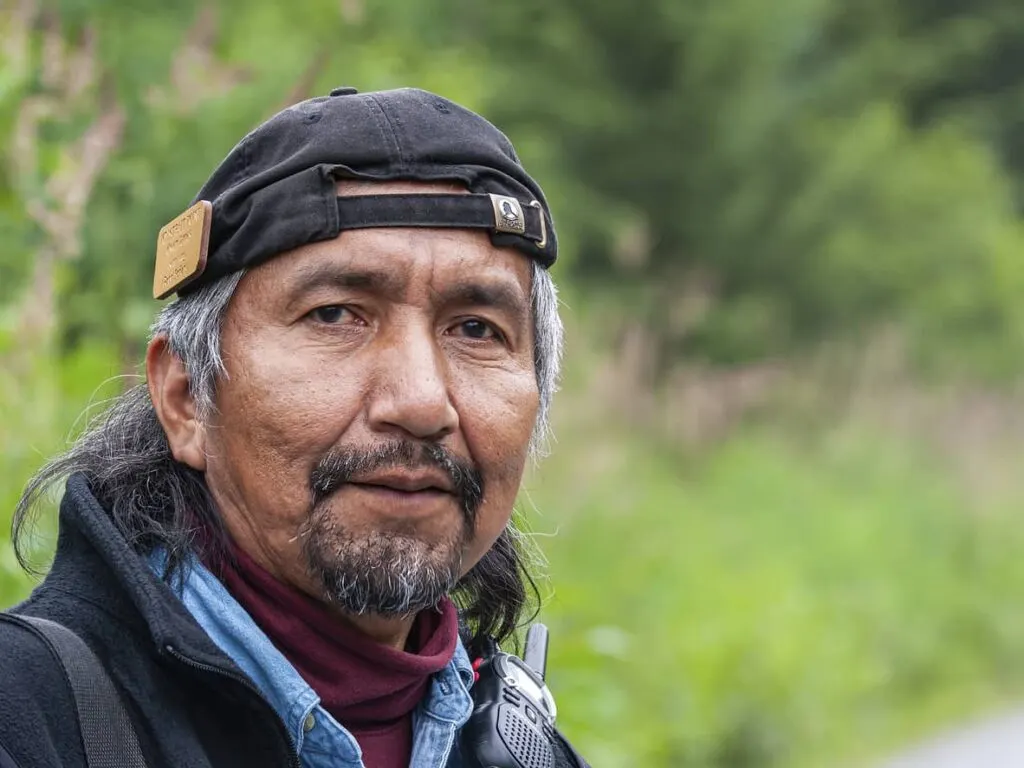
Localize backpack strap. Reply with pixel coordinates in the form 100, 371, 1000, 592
0, 614, 147, 768
0, 740, 22, 768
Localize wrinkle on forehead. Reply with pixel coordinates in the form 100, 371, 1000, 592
242, 227, 529, 306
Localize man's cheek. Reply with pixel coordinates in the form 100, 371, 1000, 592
235, 381, 338, 456
473, 479, 518, 536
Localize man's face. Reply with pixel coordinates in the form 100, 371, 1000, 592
202, 183, 539, 617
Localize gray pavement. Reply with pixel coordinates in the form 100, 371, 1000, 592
878, 710, 1024, 768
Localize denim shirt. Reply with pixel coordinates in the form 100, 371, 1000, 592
150, 554, 474, 767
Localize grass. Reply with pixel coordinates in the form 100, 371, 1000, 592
527, 405, 1024, 767
0, 340, 126, 602
6, 338, 1024, 767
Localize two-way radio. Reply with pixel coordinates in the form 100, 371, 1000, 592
460, 624, 576, 768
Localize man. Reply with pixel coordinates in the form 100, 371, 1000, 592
0, 87, 584, 768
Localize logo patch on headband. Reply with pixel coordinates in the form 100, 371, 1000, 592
153, 200, 212, 299
489, 194, 526, 235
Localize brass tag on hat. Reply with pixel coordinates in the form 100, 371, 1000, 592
489, 194, 526, 235
152, 200, 212, 299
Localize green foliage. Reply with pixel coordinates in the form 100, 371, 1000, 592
0, 336, 123, 601
529, 415, 1024, 767
8, 0, 1024, 379
451, 0, 1024, 377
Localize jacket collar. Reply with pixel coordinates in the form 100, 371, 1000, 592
44, 473, 238, 670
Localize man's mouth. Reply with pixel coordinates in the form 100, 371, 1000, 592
342, 474, 457, 519
348, 470, 455, 495
309, 443, 482, 521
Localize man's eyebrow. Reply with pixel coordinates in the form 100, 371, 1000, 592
284, 264, 408, 304
282, 263, 530, 325
437, 281, 530, 327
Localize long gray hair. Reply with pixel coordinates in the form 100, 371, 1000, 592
12, 261, 563, 649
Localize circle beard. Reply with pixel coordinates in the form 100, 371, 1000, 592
298, 501, 471, 617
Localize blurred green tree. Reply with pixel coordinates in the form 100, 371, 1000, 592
445, 0, 1024, 377
2, 0, 491, 362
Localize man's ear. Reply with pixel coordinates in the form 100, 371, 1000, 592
147, 336, 207, 471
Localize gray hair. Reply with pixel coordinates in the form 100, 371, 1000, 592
13, 259, 563, 649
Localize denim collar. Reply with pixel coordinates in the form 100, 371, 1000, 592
148, 551, 474, 750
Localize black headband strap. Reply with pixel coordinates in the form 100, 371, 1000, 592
335, 193, 547, 248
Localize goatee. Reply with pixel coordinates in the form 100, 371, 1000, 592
300, 440, 483, 617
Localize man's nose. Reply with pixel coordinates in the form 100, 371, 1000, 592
366, 327, 459, 442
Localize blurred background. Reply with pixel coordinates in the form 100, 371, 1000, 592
5, 0, 1024, 765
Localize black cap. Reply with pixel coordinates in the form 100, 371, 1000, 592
153, 87, 556, 300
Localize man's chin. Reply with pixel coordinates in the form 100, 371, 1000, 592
306, 534, 464, 617
320, 572, 456, 617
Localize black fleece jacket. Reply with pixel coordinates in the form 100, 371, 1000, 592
0, 474, 300, 768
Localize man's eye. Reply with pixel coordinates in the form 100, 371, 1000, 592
456, 319, 499, 340
310, 305, 352, 324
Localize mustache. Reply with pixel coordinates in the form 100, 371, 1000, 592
309, 440, 484, 523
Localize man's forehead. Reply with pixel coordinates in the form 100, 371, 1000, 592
247, 225, 532, 310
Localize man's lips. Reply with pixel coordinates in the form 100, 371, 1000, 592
347, 470, 455, 495
343, 471, 457, 518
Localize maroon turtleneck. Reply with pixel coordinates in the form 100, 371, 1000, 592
213, 541, 459, 767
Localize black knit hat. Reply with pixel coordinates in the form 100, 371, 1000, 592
152, 87, 556, 300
